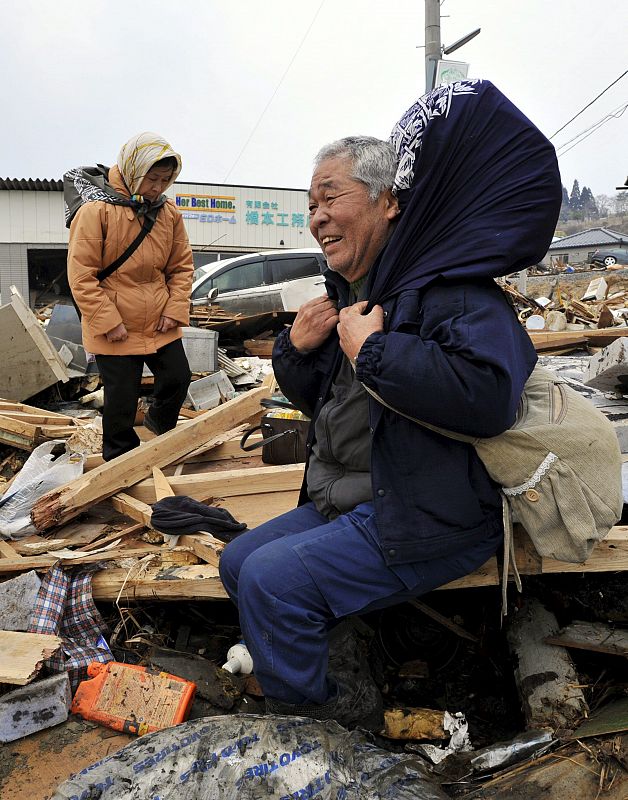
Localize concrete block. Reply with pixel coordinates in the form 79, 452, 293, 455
0, 570, 41, 631
584, 338, 628, 393
0, 672, 71, 742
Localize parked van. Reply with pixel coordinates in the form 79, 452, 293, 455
190, 248, 327, 315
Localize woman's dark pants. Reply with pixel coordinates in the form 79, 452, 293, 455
95, 338, 191, 461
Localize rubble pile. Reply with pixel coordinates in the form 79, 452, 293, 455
0, 288, 627, 799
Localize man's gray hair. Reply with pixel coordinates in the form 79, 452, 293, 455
314, 136, 398, 201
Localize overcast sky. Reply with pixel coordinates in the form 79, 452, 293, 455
2, 0, 625, 197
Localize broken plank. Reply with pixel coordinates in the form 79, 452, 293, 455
0, 546, 181, 574
91, 564, 228, 601
152, 467, 175, 500
0, 539, 20, 559
31, 386, 270, 531
80, 523, 146, 552
545, 621, 628, 658
178, 534, 223, 567
0, 631, 63, 685
110, 493, 154, 527
126, 463, 305, 504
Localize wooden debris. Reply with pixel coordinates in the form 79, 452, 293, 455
0, 631, 63, 685
178, 534, 223, 568
383, 707, 447, 740
583, 337, 628, 392
545, 621, 628, 658
0, 288, 68, 402
506, 598, 588, 731
31, 386, 270, 531
0, 402, 81, 451
126, 463, 304, 504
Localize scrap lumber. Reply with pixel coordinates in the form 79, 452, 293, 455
506, 598, 588, 731
583, 337, 628, 392
178, 534, 223, 567
126, 463, 304, 504
0, 545, 195, 575
31, 386, 270, 531
80, 523, 146, 552
152, 467, 175, 499
0, 406, 80, 451
529, 327, 628, 352
91, 563, 228, 601
545, 621, 628, 658
110, 494, 154, 527
0, 631, 63, 685
0, 288, 68, 402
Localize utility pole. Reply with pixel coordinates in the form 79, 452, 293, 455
425, 0, 441, 94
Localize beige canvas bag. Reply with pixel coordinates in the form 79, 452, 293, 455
359, 364, 623, 606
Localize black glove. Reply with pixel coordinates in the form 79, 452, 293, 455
150, 496, 248, 543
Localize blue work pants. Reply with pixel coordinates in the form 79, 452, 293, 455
219, 501, 501, 705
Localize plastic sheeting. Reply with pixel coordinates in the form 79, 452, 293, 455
52, 714, 448, 800
0, 441, 84, 538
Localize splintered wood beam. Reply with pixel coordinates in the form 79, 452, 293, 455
152, 467, 175, 500
110, 494, 154, 527
91, 564, 228, 601
178, 534, 223, 568
126, 464, 305, 503
31, 386, 270, 531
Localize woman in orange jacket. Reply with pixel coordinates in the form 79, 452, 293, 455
67, 133, 194, 460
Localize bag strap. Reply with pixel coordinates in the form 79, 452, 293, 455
349, 360, 479, 445
96, 214, 156, 282
240, 424, 298, 452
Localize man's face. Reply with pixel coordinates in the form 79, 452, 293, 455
138, 164, 174, 201
308, 156, 398, 283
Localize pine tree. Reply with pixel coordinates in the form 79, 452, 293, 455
580, 186, 598, 220
569, 179, 582, 210
559, 185, 570, 221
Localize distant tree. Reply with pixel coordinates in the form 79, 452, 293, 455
616, 191, 628, 216
569, 179, 582, 210
580, 186, 598, 220
595, 194, 611, 217
559, 185, 570, 221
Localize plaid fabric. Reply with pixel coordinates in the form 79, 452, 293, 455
28, 565, 113, 692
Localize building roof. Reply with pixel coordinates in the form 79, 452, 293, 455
549, 227, 626, 250
0, 177, 63, 191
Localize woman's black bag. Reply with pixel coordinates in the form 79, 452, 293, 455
240, 399, 308, 465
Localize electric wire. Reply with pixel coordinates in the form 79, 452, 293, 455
549, 68, 628, 140
555, 101, 628, 158
222, 0, 326, 182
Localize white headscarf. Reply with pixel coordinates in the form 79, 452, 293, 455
116, 132, 182, 196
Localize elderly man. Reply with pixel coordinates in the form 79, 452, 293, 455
220, 82, 561, 730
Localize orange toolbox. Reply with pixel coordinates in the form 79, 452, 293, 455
71, 661, 196, 736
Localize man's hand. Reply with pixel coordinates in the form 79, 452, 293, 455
105, 322, 128, 343
157, 315, 178, 333
337, 301, 384, 361
290, 295, 339, 353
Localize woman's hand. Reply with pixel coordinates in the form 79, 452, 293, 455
106, 323, 128, 343
337, 301, 384, 361
157, 315, 178, 333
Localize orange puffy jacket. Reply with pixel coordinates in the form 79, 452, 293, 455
67, 165, 193, 356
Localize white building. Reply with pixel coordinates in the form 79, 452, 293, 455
0, 177, 317, 305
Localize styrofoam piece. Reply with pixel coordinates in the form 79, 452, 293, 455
186, 370, 235, 411
0, 672, 71, 742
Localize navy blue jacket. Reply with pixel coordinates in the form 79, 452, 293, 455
272, 271, 537, 565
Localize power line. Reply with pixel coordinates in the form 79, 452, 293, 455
223, 0, 326, 183
549, 68, 628, 140
555, 101, 628, 158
